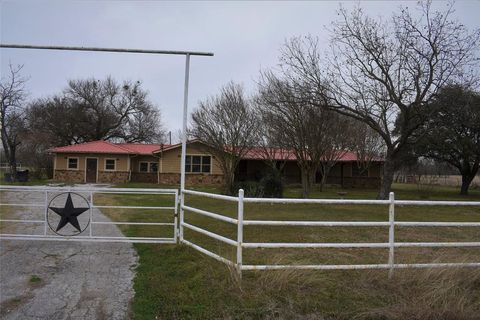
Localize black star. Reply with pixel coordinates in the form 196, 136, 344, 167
49, 193, 89, 232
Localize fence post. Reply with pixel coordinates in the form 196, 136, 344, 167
237, 189, 244, 278
179, 190, 184, 242
174, 190, 179, 243
89, 191, 93, 238
44, 190, 48, 236
388, 191, 395, 279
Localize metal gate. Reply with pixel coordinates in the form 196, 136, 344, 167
0, 185, 178, 243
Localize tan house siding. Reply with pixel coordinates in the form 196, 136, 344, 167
158, 142, 222, 175
55, 153, 129, 171
54, 153, 129, 183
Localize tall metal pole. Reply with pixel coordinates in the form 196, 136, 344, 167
237, 189, 245, 278
179, 54, 190, 242
388, 192, 395, 279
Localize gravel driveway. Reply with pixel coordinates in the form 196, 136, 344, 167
0, 189, 138, 320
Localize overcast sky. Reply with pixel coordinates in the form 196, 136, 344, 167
1, 1, 479, 140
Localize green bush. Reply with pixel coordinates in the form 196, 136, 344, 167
234, 180, 264, 197
235, 171, 284, 198
260, 172, 283, 198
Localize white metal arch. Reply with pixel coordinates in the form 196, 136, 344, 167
0, 43, 214, 233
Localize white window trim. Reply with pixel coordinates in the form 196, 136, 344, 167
185, 154, 212, 174
104, 158, 116, 171
139, 161, 150, 173
67, 157, 79, 170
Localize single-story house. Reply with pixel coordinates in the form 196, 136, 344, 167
49, 140, 383, 188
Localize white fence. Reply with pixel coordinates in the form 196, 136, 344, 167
2, 185, 479, 276
0, 185, 178, 243
180, 189, 480, 277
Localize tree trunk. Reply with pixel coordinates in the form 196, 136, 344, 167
460, 174, 474, 195
459, 160, 479, 196
224, 171, 235, 195
319, 164, 333, 192
300, 167, 311, 198
8, 144, 17, 182
378, 154, 396, 200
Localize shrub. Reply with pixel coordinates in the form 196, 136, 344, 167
234, 171, 284, 198
260, 172, 283, 198
234, 180, 264, 197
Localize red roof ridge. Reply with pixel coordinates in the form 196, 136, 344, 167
117, 142, 161, 146
110, 142, 138, 153
152, 139, 201, 153
97, 140, 139, 154
49, 140, 135, 154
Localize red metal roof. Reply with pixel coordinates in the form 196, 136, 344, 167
49, 140, 383, 162
49, 140, 134, 154
116, 143, 168, 155
242, 148, 382, 162
151, 139, 201, 153
49, 140, 170, 155
242, 148, 298, 161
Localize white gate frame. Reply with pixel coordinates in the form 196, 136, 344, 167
0, 44, 213, 233
0, 185, 178, 243
180, 189, 480, 277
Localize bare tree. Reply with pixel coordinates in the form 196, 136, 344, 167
27, 77, 164, 145
350, 121, 386, 175
316, 115, 355, 191
0, 64, 28, 179
253, 106, 294, 176
28, 96, 84, 146
257, 74, 352, 196
118, 104, 165, 143
191, 82, 259, 195
273, 2, 479, 198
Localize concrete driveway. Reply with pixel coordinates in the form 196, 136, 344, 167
0, 189, 138, 320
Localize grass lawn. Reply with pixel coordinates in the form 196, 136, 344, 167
94, 183, 480, 319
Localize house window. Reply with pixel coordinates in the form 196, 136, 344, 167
139, 162, 158, 173
139, 162, 149, 172
105, 159, 116, 171
68, 158, 78, 170
185, 155, 211, 173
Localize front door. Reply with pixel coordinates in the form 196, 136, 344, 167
86, 158, 97, 183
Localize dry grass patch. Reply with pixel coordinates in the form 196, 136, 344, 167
356, 266, 480, 320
